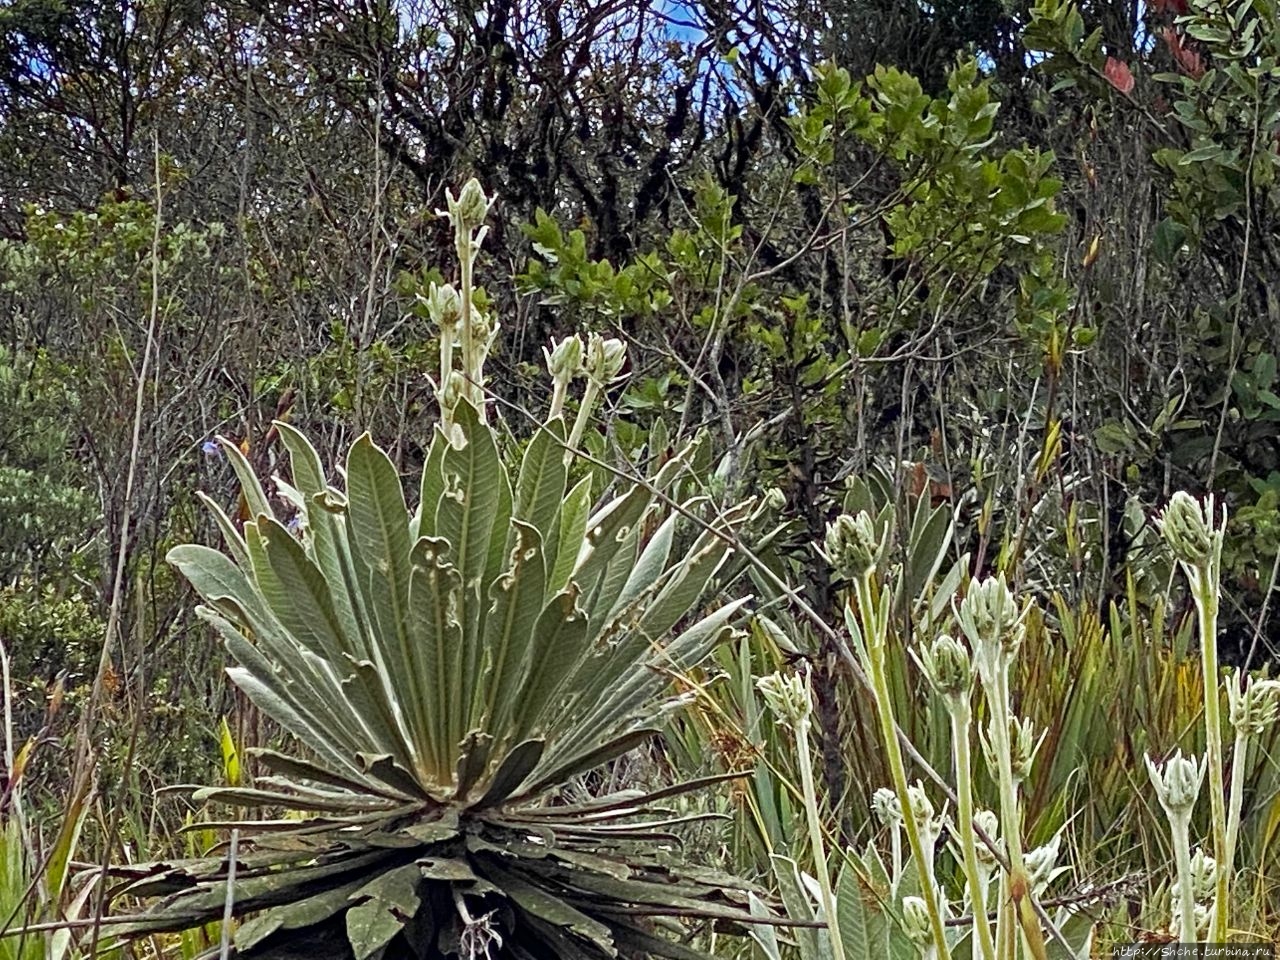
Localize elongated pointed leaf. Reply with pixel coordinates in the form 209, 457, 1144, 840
475, 739, 545, 808
345, 435, 426, 773
413, 424, 450, 541
479, 520, 546, 734
513, 586, 591, 738
407, 536, 463, 779
194, 492, 249, 567
435, 401, 504, 745
217, 436, 272, 522
513, 418, 568, 550
547, 475, 592, 595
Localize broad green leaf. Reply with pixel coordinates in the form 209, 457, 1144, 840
195, 491, 249, 567
345, 862, 422, 960
413, 424, 450, 541
837, 860, 874, 960
435, 401, 504, 740
479, 520, 547, 735
513, 587, 591, 738
407, 536, 463, 779
346, 435, 424, 771
254, 516, 350, 663
480, 864, 614, 950
513, 418, 568, 551
235, 878, 368, 952
547, 474, 592, 595
570, 486, 651, 597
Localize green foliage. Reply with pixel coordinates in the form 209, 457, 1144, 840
100, 404, 771, 958
0, 821, 44, 960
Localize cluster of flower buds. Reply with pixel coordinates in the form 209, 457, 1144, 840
1157, 491, 1220, 570
756, 670, 812, 730
872, 786, 903, 827
544, 331, 629, 448
918, 633, 973, 703
957, 574, 1025, 671
1024, 832, 1063, 896
443, 178, 495, 249
972, 809, 1001, 870
823, 511, 882, 581
1146, 749, 1206, 820
1188, 847, 1217, 903
901, 896, 932, 949
1227, 671, 1280, 738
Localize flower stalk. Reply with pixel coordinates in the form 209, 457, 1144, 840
757, 670, 846, 960
958, 575, 1047, 960
437, 178, 495, 431
919, 633, 996, 960
1225, 672, 1280, 900
831, 512, 952, 960
1146, 750, 1207, 943
1158, 493, 1229, 941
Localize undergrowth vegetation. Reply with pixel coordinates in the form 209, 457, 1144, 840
2, 0, 1280, 957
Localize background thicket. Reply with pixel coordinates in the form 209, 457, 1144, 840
3, 0, 1280, 956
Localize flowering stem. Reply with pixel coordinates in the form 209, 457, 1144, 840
456, 229, 484, 420
1224, 726, 1248, 921
1191, 566, 1229, 942
549, 378, 568, 422
567, 378, 601, 454
989, 666, 1047, 960
856, 575, 951, 960
951, 701, 996, 960
1170, 813, 1197, 943
795, 710, 846, 960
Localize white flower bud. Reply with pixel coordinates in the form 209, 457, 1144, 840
424, 281, 463, 329
1024, 832, 1061, 894
872, 787, 903, 827
1145, 749, 1206, 820
824, 511, 881, 580
756, 671, 811, 728
958, 574, 1025, 661
544, 335, 584, 381
1188, 846, 1217, 902
584, 332, 627, 384
1228, 671, 1280, 738
1157, 491, 1218, 569
1008, 715, 1042, 783
901, 896, 932, 946
919, 633, 972, 701
973, 809, 1001, 867
445, 178, 493, 232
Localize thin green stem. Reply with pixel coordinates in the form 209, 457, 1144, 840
1193, 567, 1229, 942
952, 702, 996, 960
796, 715, 846, 960
1171, 815, 1198, 943
567, 379, 601, 457
1224, 727, 1249, 926
456, 231, 484, 419
856, 575, 952, 960
989, 666, 1047, 960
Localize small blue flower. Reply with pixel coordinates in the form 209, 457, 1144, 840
201, 439, 221, 457
287, 513, 303, 533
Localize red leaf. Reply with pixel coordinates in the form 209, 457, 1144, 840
1151, 0, 1188, 13
1160, 27, 1205, 79
1104, 57, 1135, 94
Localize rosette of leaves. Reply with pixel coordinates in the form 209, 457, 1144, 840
101, 401, 768, 959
